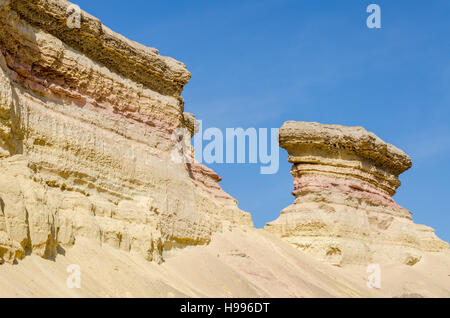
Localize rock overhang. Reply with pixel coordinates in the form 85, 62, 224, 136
279, 121, 412, 176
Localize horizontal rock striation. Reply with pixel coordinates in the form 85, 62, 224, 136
0, 0, 251, 265
266, 121, 448, 266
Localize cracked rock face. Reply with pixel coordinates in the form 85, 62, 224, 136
266, 121, 448, 266
0, 0, 447, 271
0, 0, 251, 265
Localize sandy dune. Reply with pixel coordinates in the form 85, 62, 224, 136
1, 229, 449, 298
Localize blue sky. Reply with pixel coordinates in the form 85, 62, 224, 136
73, 0, 450, 242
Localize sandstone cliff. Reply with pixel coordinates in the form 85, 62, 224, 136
0, 0, 251, 265
0, 0, 449, 298
266, 121, 449, 266
3, 229, 450, 297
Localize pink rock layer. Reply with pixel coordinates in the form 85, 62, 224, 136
292, 174, 405, 212
0, 47, 180, 136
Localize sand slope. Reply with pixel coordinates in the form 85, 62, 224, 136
1, 229, 449, 298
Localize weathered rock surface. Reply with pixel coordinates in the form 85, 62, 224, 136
0, 0, 251, 265
0, 0, 449, 299
266, 121, 449, 266
0, 0, 448, 287
2, 229, 450, 297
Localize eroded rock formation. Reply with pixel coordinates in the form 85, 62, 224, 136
266, 121, 448, 266
0, 0, 448, 273
0, 0, 251, 265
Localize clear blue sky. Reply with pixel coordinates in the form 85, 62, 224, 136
72, 0, 450, 242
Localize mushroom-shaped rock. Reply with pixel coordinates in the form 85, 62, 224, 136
266, 121, 448, 266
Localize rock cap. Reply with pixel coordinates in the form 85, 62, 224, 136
279, 121, 412, 175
